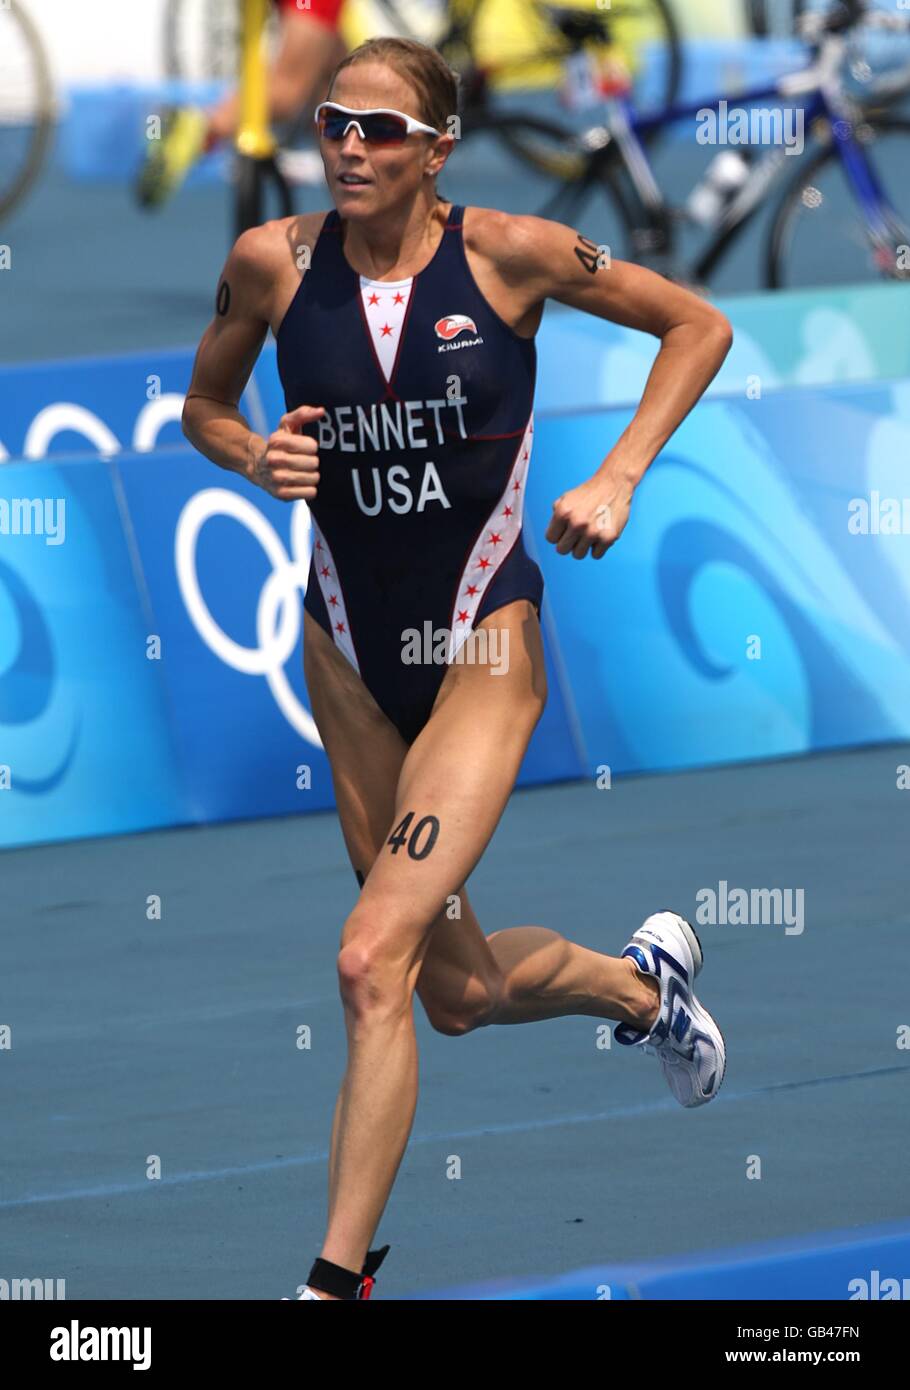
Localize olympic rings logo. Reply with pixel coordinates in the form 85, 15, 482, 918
0, 397, 187, 462
174, 489, 323, 747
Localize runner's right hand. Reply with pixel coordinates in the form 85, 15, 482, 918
250, 404, 325, 501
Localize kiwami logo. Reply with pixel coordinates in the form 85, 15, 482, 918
434, 314, 477, 340
434, 314, 483, 353
50, 1322, 151, 1370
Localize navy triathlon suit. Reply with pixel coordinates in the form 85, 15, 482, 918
276, 201, 544, 745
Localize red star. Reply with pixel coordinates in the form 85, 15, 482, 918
512, 479, 522, 492
457, 609, 470, 623
335, 620, 346, 635
367, 292, 380, 306
464, 583, 479, 597
320, 564, 331, 579
315, 539, 323, 551
503, 505, 513, 518
328, 593, 339, 608
476, 556, 491, 570
380, 323, 394, 337
393, 291, 405, 304
488, 531, 502, 545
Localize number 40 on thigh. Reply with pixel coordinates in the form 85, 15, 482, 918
387, 810, 440, 860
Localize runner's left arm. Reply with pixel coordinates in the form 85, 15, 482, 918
494, 214, 733, 559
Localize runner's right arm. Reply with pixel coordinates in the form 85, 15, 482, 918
182, 227, 325, 501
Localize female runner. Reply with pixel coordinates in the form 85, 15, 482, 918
182, 35, 733, 1300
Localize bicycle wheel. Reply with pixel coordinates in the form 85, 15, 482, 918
0, 0, 55, 221
492, 109, 594, 182
164, 0, 281, 81
531, 136, 654, 258
767, 115, 910, 288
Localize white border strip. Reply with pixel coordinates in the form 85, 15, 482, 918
447, 413, 534, 662
311, 517, 360, 673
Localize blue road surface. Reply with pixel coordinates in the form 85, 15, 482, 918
2, 744, 908, 1298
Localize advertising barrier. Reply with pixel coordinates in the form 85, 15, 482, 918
416, 1218, 910, 1300
0, 448, 582, 848
4, 283, 908, 463
529, 380, 910, 773
2, 287, 909, 847
0, 458, 189, 845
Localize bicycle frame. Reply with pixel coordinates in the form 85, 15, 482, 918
582, 29, 908, 283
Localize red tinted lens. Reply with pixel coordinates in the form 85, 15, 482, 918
360, 113, 409, 144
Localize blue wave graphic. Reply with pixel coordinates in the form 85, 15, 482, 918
657, 518, 899, 745
0, 559, 79, 792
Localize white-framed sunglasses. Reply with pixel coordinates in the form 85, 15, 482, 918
314, 101, 441, 146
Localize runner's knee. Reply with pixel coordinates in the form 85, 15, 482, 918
336, 906, 417, 1020
336, 940, 412, 1021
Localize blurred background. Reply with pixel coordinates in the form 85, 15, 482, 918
4, 0, 910, 359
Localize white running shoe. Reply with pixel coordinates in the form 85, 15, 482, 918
613, 910, 725, 1108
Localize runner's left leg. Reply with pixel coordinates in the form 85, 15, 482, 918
314, 601, 657, 1277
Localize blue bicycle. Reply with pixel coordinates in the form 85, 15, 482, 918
534, 0, 910, 289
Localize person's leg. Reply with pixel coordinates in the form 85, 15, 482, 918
206, 12, 346, 147
418, 898, 659, 1031
302, 600, 660, 1294
302, 608, 412, 1282
311, 600, 549, 1288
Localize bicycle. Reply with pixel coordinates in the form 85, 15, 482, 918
0, 0, 55, 221
526, 0, 910, 288
163, 0, 683, 190
379, 0, 683, 171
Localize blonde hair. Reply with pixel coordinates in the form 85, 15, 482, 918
326, 36, 460, 135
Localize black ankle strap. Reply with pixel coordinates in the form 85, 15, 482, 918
307, 1245, 391, 1300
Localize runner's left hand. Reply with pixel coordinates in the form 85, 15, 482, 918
545, 473, 633, 559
